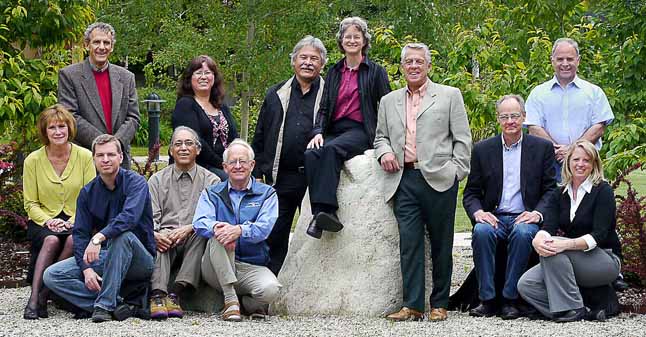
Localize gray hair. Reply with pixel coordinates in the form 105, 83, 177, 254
84, 22, 116, 44
290, 35, 328, 66
171, 126, 202, 150
495, 94, 526, 115
401, 43, 432, 65
551, 38, 579, 57
223, 138, 255, 162
336, 17, 371, 54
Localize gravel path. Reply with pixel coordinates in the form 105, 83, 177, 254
1, 245, 644, 337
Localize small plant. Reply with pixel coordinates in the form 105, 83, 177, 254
131, 142, 162, 179
612, 163, 646, 287
0, 142, 28, 239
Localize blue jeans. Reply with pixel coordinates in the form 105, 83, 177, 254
471, 215, 538, 301
44, 231, 154, 312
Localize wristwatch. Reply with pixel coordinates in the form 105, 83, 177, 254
91, 237, 101, 246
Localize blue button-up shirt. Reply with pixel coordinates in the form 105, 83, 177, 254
497, 134, 525, 214
525, 76, 614, 149
73, 168, 155, 270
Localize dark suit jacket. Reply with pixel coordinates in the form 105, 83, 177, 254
463, 134, 558, 226
58, 59, 140, 168
545, 182, 621, 257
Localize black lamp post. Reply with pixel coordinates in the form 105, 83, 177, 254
142, 93, 165, 161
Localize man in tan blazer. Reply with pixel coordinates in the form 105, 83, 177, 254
375, 43, 471, 321
58, 22, 140, 169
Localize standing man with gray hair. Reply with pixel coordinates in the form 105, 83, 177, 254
147, 126, 220, 320
251, 35, 326, 275
375, 43, 471, 321
58, 22, 140, 169
525, 38, 613, 181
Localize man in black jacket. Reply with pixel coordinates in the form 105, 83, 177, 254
251, 36, 327, 275
463, 94, 557, 320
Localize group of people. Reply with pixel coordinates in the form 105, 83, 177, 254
20, 17, 621, 325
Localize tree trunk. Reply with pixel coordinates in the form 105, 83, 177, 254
239, 19, 255, 141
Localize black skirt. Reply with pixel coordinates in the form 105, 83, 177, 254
26, 213, 71, 283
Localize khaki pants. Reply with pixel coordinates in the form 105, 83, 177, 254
151, 230, 207, 293
201, 239, 281, 308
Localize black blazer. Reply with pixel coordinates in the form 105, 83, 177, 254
463, 134, 558, 226
171, 96, 238, 170
544, 182, 621, 257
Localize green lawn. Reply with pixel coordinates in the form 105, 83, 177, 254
131, 145, 169, 157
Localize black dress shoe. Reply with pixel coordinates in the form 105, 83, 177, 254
500, 303, 520, 320
92, 307, 113, 323
613, 277, 629, 292
553, 307, 586, 323
315, 212, 343, 232
469, 302, 497, 317
23, 305, 39, 320
306, 217, 322, 239
37, 304, 48, 318
584, 309, 606, 322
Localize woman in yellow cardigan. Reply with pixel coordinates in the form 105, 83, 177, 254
22, 105, 95, 319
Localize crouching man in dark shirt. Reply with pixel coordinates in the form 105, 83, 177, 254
44, 134, 155, 322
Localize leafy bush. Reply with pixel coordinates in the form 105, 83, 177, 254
0, 142, 27, 240
612, 163, 646, 287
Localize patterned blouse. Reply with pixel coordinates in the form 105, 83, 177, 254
207, 111, 230, 149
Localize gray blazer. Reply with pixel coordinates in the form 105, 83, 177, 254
57, 59, 140, 167
374, 80, 472, 202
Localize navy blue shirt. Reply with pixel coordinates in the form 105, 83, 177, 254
73, 168, 155, 270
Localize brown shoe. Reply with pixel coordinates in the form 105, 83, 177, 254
386, 307, 424, 321
429, 308, 448, 321
221, 301, 242, 322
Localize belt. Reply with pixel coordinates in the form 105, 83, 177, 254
403, 162, 419, 170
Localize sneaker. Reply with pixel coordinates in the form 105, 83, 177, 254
92, 307, 112, 323
165, 293, 184, 318
149, 294, 168, 320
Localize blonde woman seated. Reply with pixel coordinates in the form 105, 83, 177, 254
22, 105, 95, 319
517, 140, 621, 322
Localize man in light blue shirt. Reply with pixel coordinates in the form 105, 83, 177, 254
525, 38, 613, 181
193, 139, 280, 322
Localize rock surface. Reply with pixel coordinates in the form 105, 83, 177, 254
273, 150, 433, 316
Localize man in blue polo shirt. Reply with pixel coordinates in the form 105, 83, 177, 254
525, 37, 614, 181
193, 139, 279, 322
44, 134, 155, 323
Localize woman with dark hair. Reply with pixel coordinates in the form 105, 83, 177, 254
22, 104, 95, 319
172, 55, 238, 180
518, 139, 622, 322
304, 17, 390, 238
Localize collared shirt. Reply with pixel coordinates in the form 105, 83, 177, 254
73, 168, 155, 270
404, 79, 428, 163
148, 164, 219, 231
525, 75, 614, 149
565, 177, 596, 251
280, 77, 319, 170
333, 59, 363, 123
497, 134, 525, 214
89, 60, 110, 72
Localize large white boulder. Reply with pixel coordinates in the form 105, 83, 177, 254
272, 150, 432, 316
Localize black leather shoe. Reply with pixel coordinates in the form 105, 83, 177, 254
500, 303, 520, 320
37, 304, 48, 318
92, 307, 113, 323
613, 277, 629, 292
113, 303, 133, 321
23, 305, 39, 320
553, 307, 586, 323
469, 302, 497, 317
585, 309, 606, 322
316, 212, 343, 232
306, 217, 322, 239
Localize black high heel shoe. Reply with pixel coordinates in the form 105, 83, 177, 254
23, 305, 39, 320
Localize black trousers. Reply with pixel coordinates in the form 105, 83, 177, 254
304, 119, 370, 213
395, 168, 458, 311
266, 169, 307, 275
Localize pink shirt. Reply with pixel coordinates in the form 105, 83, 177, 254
333, 60, 363, 123
404, 79, 428, 163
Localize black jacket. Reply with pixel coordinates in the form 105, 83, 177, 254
171, 96, 238, 170
312, 56, 390, 144
462, 134, 558, 226
546, 182, 622, 258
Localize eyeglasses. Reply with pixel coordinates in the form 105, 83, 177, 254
497, 113, 522, 121
403, 58, 426, 67
225, 158, 251, 167
192, 70, 214, 77
172, 140, 196, 148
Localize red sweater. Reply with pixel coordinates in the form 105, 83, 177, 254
93, 70, 113, 134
